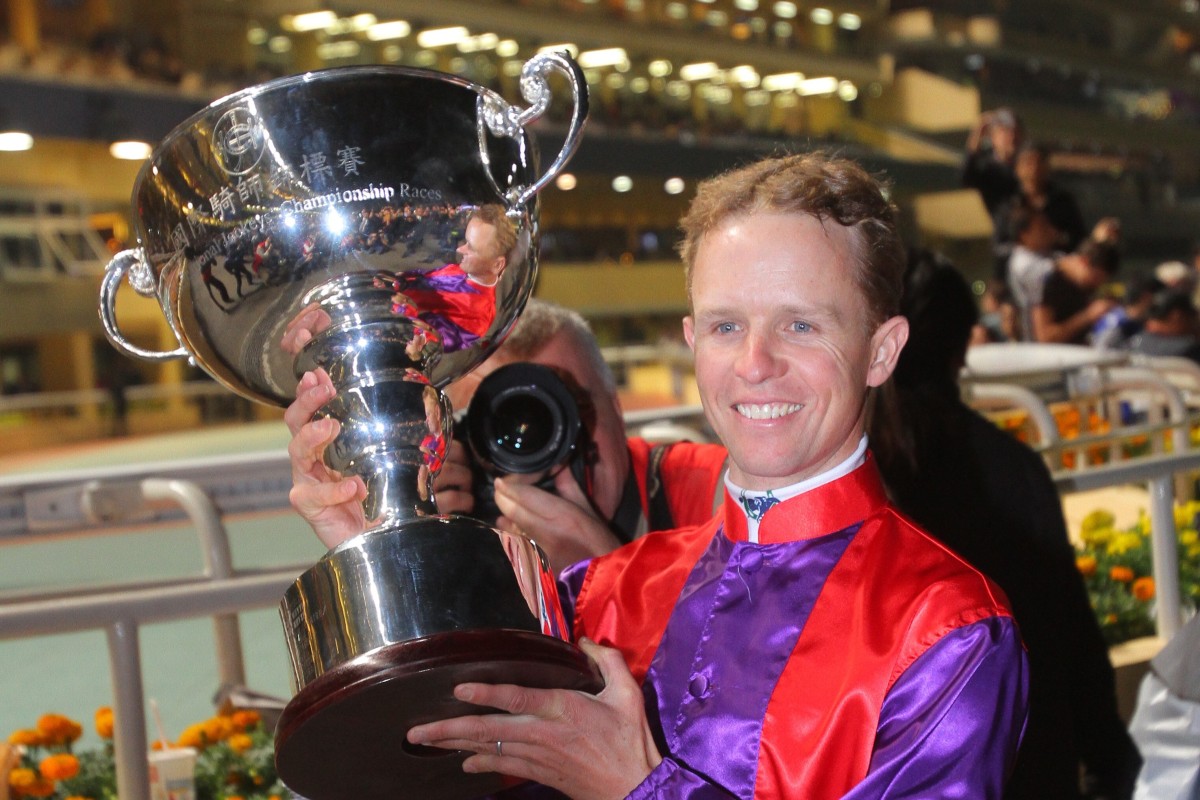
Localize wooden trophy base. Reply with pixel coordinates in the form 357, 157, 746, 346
274, 629, 603, 800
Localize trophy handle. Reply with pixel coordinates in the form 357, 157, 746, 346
477, 50, 589, 208
99, 248, 190, 362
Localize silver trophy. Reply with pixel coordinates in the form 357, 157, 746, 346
98, 56, 595, 800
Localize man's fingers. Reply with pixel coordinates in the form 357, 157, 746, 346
289, 477, 364, 519
288, 417, 339, 479
284, 370, 336, 434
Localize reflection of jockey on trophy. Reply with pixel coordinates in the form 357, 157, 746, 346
383, 204, 513, 353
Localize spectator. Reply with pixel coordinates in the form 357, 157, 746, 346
1006, 201, 1061, 340
1093, 275, 1166, 350
1126, 291, 1200, 364
963, 107, 1025, 279
1030, 237, 1121, 344
872, 249, 1141, 800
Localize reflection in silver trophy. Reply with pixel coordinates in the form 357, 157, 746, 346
98, 56, 593, 800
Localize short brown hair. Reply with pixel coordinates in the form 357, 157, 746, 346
471, 203, 518, 261
678, 152, 906, 329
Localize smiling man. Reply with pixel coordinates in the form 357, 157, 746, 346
407, 152, 1030, 799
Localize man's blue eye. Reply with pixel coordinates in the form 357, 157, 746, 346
717, 322, 736, 334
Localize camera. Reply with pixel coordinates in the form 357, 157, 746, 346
457, 362, 591, 525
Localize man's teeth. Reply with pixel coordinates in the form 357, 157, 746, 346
736, 403, 802, 420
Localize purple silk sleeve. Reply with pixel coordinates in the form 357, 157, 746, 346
625, 618, 1026, 799
843, 616, 1029, 800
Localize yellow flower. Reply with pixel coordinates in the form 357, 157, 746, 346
1081, 509, 1114, 533
1182, 530, 1199, 547
94, 707, 114, 739
1110, 566, 1135, 583
35, 714, 82, 746
39, 753, 79, 781
1076, 555, 1098, 577
1133, 577, 1156, 601
227, 734, 253, 754
1107, 532, 1144, 556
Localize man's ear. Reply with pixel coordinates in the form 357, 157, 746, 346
865, 315, 909, 388
683, 316, 696, 351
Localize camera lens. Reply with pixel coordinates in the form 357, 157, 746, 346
466, 362, 582, 476
491, 393, 557, 456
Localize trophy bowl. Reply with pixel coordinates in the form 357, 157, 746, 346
98, 55, 599, 800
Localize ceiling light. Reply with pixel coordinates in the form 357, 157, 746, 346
837, 80, 858, 101
664, 177, 686, 195
247, 26, 268, 45
680, 62, 720, 81
0, 131, 33, 151
317, 41, 360, 60
268, 36, 292, 53
284, 11, 337, 32
838, 13, 862, 30
772, 2, 797, 19
734, 0, 759, 9
612, 176, 633, 193
761, 71, 804, 91
366, 20, 411, 41
648, 59, 673, 77
496, 39, 520, 57
556, 173, 577, 191
459, 33, 500, 52
578, 47, 628, 69
109, 140, 152, 160
416, 26, 469, 48
810, 8, 834, 25
665, 2, 688, 19
797, 76, 839, 95
729, 65, 760, 87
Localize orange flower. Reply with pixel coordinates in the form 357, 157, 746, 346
227, 734, 253, 755
7, 730, 46, 748
9, 768, 55, 798
1076, 555, 1098, 577
177, 723, 206, 750
39, 753, 79, 781
201, 716, 233, 743
35, 714, 82, 746
95, 707, 114, 739
1110, 566, 1135, 583
229, 710, 260, 732
1133, 577, 1156, 601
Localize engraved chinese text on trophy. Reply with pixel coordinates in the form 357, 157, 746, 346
98, 55, 593, 800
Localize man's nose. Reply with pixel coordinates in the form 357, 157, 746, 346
736, 330, 783, 383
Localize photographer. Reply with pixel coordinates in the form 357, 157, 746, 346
286, 299, 727, 573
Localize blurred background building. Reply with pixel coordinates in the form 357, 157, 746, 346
2, 0, 1200, 447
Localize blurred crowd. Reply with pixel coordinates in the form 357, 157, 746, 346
964, 106, 1200, 365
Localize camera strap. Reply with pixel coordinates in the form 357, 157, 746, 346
645, 443, 676, 533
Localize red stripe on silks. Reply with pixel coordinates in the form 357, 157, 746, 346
755, 508, 1014, 799
574, 517, 721, 681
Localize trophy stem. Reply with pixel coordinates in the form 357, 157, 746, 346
292, 274, 452, 527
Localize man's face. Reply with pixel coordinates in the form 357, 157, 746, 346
1015, 149, 1048, 190
683, 212, 907, 491
457, 218, 505, 284
445, 330, 628, 519
1021, 212, 1058, 254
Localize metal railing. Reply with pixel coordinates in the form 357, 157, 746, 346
1, 384, 1195, 800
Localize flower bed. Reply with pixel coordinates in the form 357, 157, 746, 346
1076, 501, 1200, 645
6, 708, 285, 800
